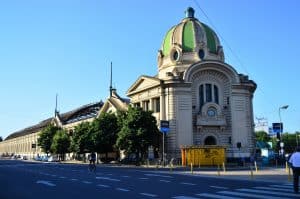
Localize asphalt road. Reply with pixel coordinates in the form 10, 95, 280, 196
0, 159, 298, 199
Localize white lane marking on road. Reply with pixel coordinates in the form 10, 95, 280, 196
237, 188, 299, 197
70, 178, 78, 181
36, 180, 56, 187
255, 186, 293, 192
270, 185, 293, 188
218, 191, 288, 199
96, 176, 121, 182
139, 177, 149, 180
180, 182, 196, 186
140, 193, 157, 197
97, 184, 110, 188
210, 186, 228, 189
145, 173, 173, 178
283, 183, 293, 185
82, 181, 92, 184
159, 179, 170, 183
115, 188, 130, 192
196, 193, 242, 199
172, 196, 199, 199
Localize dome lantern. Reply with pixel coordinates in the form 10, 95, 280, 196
185, 7, 195, 18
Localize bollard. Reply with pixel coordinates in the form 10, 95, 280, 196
191, 162, 193, 174
217, 165, 220, 176
250, 166, 254, 179
254, 161, 258, 173
285, 161, 288, 173
222, 162, 226, 173
170, 163, 173, 172
288, 167, 292, 182
155, 163, 158, 170
275, 159, 278, 168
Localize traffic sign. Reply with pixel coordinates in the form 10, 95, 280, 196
272, 123, 283, 133
160, 120, 169, 133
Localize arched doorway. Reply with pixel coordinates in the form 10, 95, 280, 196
204, 136, 217, 145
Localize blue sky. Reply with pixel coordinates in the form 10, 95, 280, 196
0, 0, 299, 139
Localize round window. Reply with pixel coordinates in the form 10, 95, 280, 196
207, 107, 217, 117
198, 49, 205, 59
172, 50, 179, 61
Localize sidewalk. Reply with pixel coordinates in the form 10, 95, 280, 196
169, 167, 292, 183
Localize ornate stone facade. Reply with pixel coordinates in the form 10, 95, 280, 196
127, 8, 256, 160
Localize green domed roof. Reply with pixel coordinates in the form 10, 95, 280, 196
161, 7, 220, 57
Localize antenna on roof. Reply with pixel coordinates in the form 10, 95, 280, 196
110, 62, 113, 97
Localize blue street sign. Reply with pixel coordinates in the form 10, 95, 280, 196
160, 120, 169, 133
272, 123, 283, 133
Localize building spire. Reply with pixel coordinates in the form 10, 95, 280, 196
110, 62, 113, 97
55, 93, 58, 117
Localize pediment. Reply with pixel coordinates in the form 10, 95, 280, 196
99, 101, 116, 114
99, 93, 128, 115
127, 75, 160, 95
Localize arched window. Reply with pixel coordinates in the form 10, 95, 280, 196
199, 83, 219, 109
204, 136, 217, 145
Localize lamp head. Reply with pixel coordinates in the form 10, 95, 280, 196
280, 105, 289, 109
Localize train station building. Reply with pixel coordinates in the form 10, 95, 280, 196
0, 8, 256, 162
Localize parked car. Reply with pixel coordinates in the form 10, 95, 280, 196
48, 156, 59, 162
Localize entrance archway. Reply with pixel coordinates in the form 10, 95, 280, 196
204, 136, 217, 145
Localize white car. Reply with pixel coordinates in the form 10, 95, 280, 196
48, 156, 59, 162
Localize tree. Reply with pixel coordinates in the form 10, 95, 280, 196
255, 131, 271, 142
70, 122, 94, 154
51, 129, 70, 161
116, 106, 160, 164
37, 124, 60, 155
0, 136, 3, 142
282, 133, 298, 154
92, 112, 120, 162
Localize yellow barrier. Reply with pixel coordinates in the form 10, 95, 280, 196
181, 145, 226, 166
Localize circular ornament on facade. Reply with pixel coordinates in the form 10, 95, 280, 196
207, 107, 217, 117
198, 49, 205, 60
172, 49, 180, 61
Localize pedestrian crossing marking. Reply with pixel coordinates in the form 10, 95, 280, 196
255, 186, 293, 192
270, 184, 293, 188
217, 190, 288, 199
172, 196, 199, 199
196, 193, 242, 199
237, 188, 299, 197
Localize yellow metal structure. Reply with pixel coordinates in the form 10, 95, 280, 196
181, 145, 226, 166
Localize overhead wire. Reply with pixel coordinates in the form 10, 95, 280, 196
192, 0, 271, 120
192, 0, 249, 76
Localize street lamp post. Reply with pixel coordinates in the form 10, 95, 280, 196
278, 105, 288, 157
